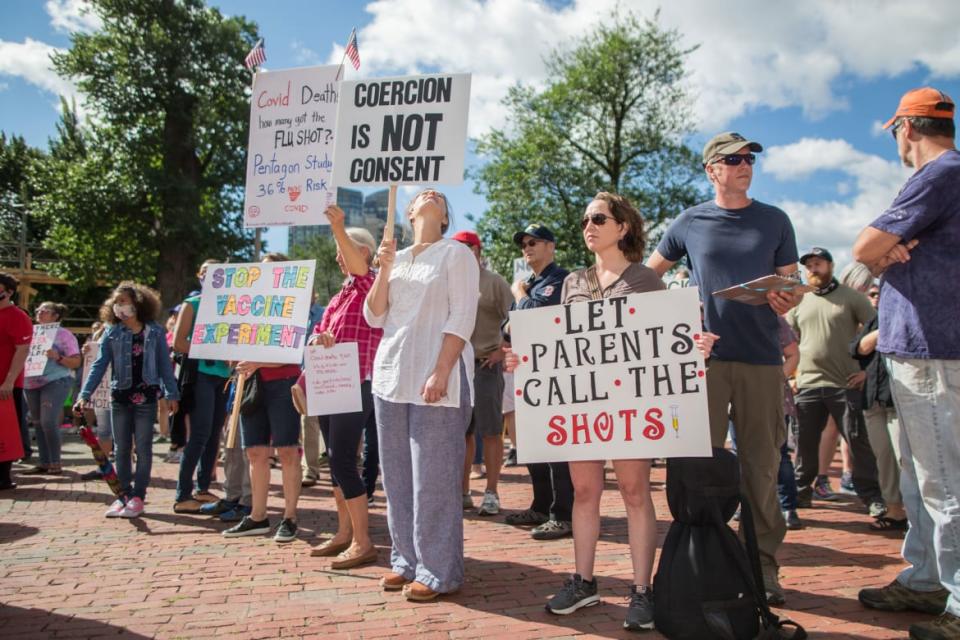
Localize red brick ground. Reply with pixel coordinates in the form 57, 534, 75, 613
0, 434, 921, 639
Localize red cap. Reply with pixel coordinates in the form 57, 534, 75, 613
452, 230, 482, 249
883, 87, 955, 129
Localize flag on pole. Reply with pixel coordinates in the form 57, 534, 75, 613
245, 38, 266, 70
345, 29, 361, 70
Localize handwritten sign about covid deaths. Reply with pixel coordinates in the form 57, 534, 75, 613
332, 73, 471, 187
303, 343, 362, 416
509, 287, 711, 464
25, 323, 60, 378
189, 261, 316, 364
82, 343, 112, 413
244, 65, 340, 228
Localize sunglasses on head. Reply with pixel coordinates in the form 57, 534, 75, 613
579, 213, 619, 230
711, 153, 756, 166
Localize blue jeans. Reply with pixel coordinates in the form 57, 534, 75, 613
885, 356, 960, 617
25, 377, 72, 466
176, 372, 228, 502
112, 402, 156, 500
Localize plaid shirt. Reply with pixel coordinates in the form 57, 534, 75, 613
315, 271, 382, 381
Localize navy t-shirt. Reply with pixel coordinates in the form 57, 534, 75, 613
870, 149, 960, 360
656, 200, 798, 365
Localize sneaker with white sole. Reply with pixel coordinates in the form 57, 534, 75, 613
105, 498, 125, 518
119, 497, 144, 518
546, 574, 600, 615
477, 491, 500, 516
222, 515, 271, 537
274, 518, 298, 543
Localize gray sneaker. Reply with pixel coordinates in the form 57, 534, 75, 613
531, 519, 573, 540
477, 491, 500, 516
546, 574, 600, 615
624, 585, 655, 631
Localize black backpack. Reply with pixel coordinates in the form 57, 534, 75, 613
653, 448, 806, 640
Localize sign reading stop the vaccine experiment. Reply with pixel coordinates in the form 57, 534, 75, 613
509, 287, 711, 464
243, 65, 340, 228
332, 73, 471, 186
189, 261, 316, 364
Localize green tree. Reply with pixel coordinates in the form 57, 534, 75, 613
33, 0, 259, 304
473, 12, 708, 277
0, 133, 47, 250
289, 233, 346, 305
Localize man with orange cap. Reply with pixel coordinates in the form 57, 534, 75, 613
854, 87, 960, 640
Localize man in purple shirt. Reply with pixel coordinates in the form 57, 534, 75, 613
854, 87, 960, 640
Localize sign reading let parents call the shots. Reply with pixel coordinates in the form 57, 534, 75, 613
243, 65, 340, 228
332, 73, 471, 186
509, 287, 711, 464
189, 261, 316, 364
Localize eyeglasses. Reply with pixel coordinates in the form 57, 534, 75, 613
711, 153, 756, 166
890, 119, 903, 140
520, 239, 541, 249
579, 213, 619, 230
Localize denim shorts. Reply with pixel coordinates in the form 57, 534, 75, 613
240, 376, 301, 448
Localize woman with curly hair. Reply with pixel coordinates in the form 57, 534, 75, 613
76, 282, 180, 518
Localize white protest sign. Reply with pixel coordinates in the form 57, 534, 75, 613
82, 343, 112, 412
25, 323, 60, 378
513, 258, 533, 283
189, 261, 316, 364
243, 65, 340, 228
303, 343, 362, 416
509, 287, 711, 464
332, 73, 471, 187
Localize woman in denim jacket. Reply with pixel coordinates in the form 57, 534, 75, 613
76, 282, 180, 518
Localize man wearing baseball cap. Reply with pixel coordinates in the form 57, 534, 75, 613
647, 131, 801, 605
786, 247, 884, 521
502, 223, 575, 541
855, 87, 960, 639
451, 231, 512, 516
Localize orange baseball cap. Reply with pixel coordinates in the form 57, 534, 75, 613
883, 87, 955, 129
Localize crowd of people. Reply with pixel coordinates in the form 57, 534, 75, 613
0, 86, 957, 639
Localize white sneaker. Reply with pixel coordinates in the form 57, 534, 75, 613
119, 496, 144, 518
477, 490, 500, 516
105, 498, 125, 518
462, 492, 474, 510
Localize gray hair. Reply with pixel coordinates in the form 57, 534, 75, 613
345, 227, 376, 265
838, 261, 874, 292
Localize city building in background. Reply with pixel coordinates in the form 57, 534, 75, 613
288, 187, 406, 251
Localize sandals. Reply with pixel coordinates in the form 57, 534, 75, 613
870, 516, 908, 531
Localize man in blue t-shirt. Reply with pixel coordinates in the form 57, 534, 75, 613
647, 132, 801, 605
854, 87, 960, 638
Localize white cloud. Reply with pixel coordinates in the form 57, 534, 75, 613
45, 0, 101, 33
0, 82, 8, 92
345, 0, 960, 135
871, 120, 888, 137
0, 38, 77, 100
762, 137, 912, 267
291, 41, 322, 66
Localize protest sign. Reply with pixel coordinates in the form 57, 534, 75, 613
189, 261, 316, 364
82, 343, 112, 413
513, 258, 533, 283
332, 73, 471, 187
509, 287, 711, 464
303, 343, 362, 416
243, 65, 341, 228
25, 323, 60, 378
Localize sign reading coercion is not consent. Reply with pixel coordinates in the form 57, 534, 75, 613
243, 65, 340, 228
189, 260, 316, 364
332, 73, 471, 186
509, 287, 712, 464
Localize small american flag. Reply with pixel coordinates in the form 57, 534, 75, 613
345, 29, 360, 70
245, 38, 266, 70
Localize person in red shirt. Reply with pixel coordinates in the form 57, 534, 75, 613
0, 272, 32, 490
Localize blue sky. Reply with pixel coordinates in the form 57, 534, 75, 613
2, 0, 959, 267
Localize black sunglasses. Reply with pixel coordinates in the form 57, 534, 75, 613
579, 213, 619, 230
520, 238, 541, 248
890, 119, 903, 140
711, 153, 756, 166
868, 291, 879, 298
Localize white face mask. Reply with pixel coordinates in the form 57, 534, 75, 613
113, 303, 136, 320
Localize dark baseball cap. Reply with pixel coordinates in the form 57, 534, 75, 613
702, 132, 763, 165
799, 247, 834, 265
513, 223, 556, 245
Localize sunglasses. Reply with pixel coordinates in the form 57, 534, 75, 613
520, 239, 541, 249
579, 213, 619, 230
890, 119, 903, 140
711, 153, 756, 166
868, 292, 879, 299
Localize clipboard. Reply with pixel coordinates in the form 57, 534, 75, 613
712, 275, 813, 306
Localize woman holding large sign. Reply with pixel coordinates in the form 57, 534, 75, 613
76, 283, 180, 519
364, 189, 479, 602
506, 193, 716, 631
22, 302, 81, 476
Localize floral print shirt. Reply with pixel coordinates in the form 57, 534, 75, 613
111, 329, 161, 405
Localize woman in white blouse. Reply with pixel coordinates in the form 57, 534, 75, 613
363, 189, 479, 602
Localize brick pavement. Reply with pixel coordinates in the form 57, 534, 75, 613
0, 432, 923, 639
